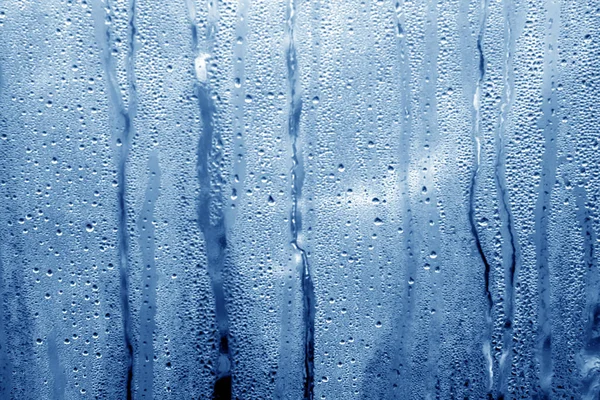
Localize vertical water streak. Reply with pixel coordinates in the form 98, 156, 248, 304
534, 3, 560, 395
0, 70, 34, 395
121, 2, 138, 397
494, 2, 518, 397
468, 0, 494, 393
0, 64, 11, 397
0, 245, 11, 398
136, 153, 161, 398
195, 81, 232, 400
91, 1, 138, 397
186, 1, 232, 398
574, 185, 600, 398
285, 1, 315, 398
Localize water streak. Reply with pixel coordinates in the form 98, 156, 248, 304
285, 1, 315, 398
468, 0, 494, 394
0, 244, 11, 398
0, 66, 11, 398
195, 81, 232, 400
495, 3, 518, 398
137, 153, 161, 398
534, 4, 560, 395
91, 0, 138, 397
186, 1, 232, 397
574, 186, 600, 398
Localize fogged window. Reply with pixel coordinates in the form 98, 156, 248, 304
0, 0, 599, 399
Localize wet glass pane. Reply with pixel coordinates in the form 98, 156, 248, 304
0, 0, 599, 398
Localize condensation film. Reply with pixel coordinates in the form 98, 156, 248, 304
0, 0, 599, 399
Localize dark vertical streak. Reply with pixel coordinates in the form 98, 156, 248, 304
471, 0, 493, 315
195, 81, 232, 400
191, 25, 199, 50
0, 65, 11, 399
92, 0, 138, 397
285, 1, 315, 399
495, 3, 517, 397
0, 245, 11, 398
534, 7, 559, 396
10, 250, 33, 398
469, 1, 494, 392
137, 153, 161, 398
574, 186, 600, 397
468, 166, 493, 362
0, 96, 33, 396
122, 2, 138, 398
118, 113, 135, 400
184, 2, 232, 398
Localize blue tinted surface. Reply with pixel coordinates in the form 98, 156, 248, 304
0, 0, 599, 399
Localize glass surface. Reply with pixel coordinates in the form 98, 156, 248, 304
0, 0, 599, 398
